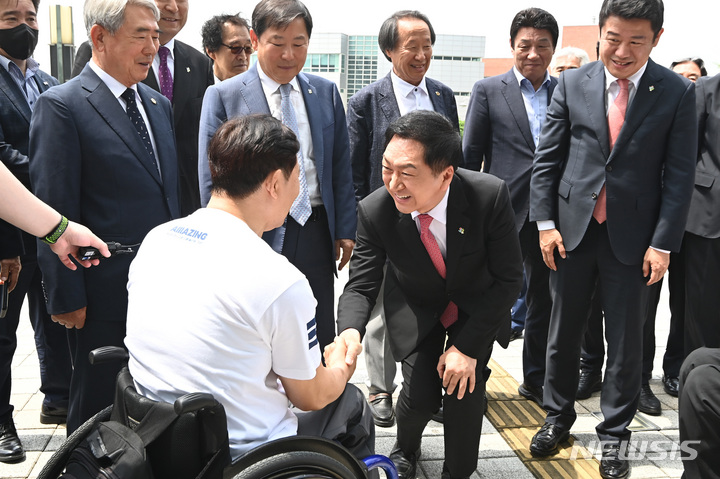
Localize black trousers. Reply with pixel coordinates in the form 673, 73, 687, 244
282, 208, 336, 352
395, 321, 488, 478
0, 254, 71, 423
544, 220, 646, 442
679, 347, 720, 479
581, 249, 685, 383
683, 232, 720, 355
518, 219, 552, 388
67, 320, 126, 433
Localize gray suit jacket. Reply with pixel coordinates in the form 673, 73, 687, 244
347, 72, 458, 201
463, 69, 557, 231
337, 169, 523, 360
197, 63, 357, 256
687, 74, 720, 239
530, 59, 697, 265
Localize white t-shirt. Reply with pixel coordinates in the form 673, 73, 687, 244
125, 208, 320, 459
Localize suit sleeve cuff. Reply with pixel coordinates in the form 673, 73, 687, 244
537, 220, 556, 231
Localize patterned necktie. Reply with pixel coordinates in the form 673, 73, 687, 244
121, 88, 159, 173
280, 83, 311, 225
158, 46, 173, 103
418, 214, 458, 328
593, 78, 629, 224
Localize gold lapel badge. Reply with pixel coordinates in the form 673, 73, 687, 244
308, 88, 313, 94
186, 67, 191, 73
435, 91, 440, 96
151, 98, 157, 104
649, 86, 655, 92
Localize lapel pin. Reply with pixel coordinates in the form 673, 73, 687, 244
649, 86, 655, 92
186, 67, 191, 73
43, 81, 49, 86
151, 98, 157, 104
458, 227, 465, 234
435, 91, 440, 96
308, 88, 313, 94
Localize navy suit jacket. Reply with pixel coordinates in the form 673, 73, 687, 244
143, 40, 213, 215
347, 72, 458, 201
0, 65, 57, 258
463, 69, 557, 231
29, 64, 180, 322
687, 74, 720, 239
198, 63, 357, 258
530, 59, 697, 265
337, 169, 523, 360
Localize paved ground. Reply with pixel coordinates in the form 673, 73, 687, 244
3, 271, 683, 478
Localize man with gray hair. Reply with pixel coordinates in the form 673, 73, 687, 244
29, 0, 180, 433
550, 46, 590, 76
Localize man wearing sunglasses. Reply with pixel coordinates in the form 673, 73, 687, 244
202, 13, 253, 82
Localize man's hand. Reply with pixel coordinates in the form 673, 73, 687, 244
643, 248, 669, 286
323, 336, 357, 382
52, 307, 87, 329
0, 257, 21, 292
335, 239, 355, 271
539, 228, 566, 271
338, 328, 362, 367
436, 345, 477, 400
50, 221, 110, 270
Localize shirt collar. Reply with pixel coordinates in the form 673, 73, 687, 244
0, 55, 39, 76
256, 61, 300, 95
391, 69, 429, 98
512, 66, 551, 91
411, 185, 451, 224
604, 61, 648, 92
89, 59, 137, 100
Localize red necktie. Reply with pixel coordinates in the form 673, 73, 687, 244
158, 46, 173, 104
418, 214, 458, 328
593, 78, 629, 224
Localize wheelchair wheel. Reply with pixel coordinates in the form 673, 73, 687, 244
228, 450, 360, 478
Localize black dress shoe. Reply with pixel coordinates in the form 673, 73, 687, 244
518, 382, 543, 408
40, 405, 68, 425
368, 392, 395, 427
0, 420, 25, 463
576, 370, 602, 400
600, 443, 630, 479
662, 375, 679, 397
637, 384, 661, 415
509, 329, 523, 341
389, 444, 420, 479
530, 422, 570, 457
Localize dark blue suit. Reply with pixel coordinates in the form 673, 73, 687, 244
198, 63, 357, 350
29, 64, 180, 432
0, 64, 72, 422
530, 59, 696, 442
463, 69, 558, 388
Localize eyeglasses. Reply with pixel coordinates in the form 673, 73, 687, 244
221, 43, 253, 55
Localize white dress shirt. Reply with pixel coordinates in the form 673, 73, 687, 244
391, 70, 435, 117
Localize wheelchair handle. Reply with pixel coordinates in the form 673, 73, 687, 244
174, 392, 219, 415
88, 346, 130, 365
363, 454, 399, 479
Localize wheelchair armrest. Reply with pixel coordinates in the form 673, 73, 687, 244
89, 346, 129, 365
174, 392, 218, 415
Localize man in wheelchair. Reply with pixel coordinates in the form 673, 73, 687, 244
123, 114, 374, 463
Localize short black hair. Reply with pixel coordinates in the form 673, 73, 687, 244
378, 10, 435, 62
251, 0, 312, 41
510, 8, 559, 49
209, 115, 299, 199
599, 0, 664, 39
670, 57, 707, 77
32, 0, 40, 11
384, 110, 461, 175
201, 14, 250, 54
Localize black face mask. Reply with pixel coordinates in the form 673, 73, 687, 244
0, 23, 39, 60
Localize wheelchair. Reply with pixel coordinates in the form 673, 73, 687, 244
38, 347, 398, 479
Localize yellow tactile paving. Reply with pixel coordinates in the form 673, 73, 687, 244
485, 360, 602, 478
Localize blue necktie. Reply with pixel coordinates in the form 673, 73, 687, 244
280, 83, 311, 225
121, 88, 159, 174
